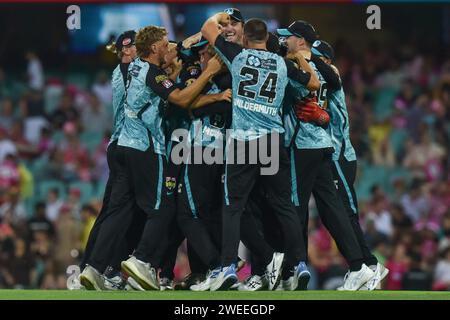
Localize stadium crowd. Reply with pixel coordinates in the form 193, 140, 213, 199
0, 38, 449, 290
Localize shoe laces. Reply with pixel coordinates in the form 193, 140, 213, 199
245, 275, 261, 288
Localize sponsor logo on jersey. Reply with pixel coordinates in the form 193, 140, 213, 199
247, 55, 261, 67
247, 55, 277, 70
130, 64, 142, 77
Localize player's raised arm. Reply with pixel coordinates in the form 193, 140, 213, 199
285, 53, 320, 91
201, 13, 230, 45
166, 55, 223, 108
201, 13, 242, 70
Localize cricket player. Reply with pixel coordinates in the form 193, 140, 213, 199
278, 20, 375, 290
118, 26, 223, 290
198, 14, 320, 291
310, 40, 389, 290
80, 30, 145, 290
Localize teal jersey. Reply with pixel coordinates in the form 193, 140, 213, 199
328, 87, 356, 161
214, 36, 311, 141
118, 57, 178, 155
109, 63, 128, 144
283, 60, 333, 150
190, 82, 227, 149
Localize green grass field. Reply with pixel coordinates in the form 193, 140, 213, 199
0, 290, 449, 300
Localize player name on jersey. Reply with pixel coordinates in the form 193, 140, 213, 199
234, 97, 278, 116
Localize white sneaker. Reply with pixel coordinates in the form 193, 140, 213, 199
238, 275, 268, 291
125, 276, 145, 291
280, 261, 310, 291
364, 263, 389, 291
281, 276, 297, 291
229, 281, 241, 290
338, 264, 375, 291
79, 265, 105, 291
190, 270, 218, 292
265, 252, 284, 290
210, 264, 238, 291
275, 282, 284, 291
121, 256, 159, 290
104, 275, 125, 291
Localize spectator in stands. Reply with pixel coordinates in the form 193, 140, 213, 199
438, 212, 450, 252
92, 131, 110, 184
20, 90, 48, 145
49, 92, 79, 130
37, 126, 53, 156
53, 204, 82, 289
91, 71, 112, 106
403, 129, 446, 180
58, 122, 91, 182
81, 92, 110, 134
385, 243, 410, 290
367, 195, 394, 237
400, 179, 429, 223
433, 247, 450, 290
0, 128, 17, 164
1, 238, 35, 289
45, 188, 64, 223
80, 204, 96, 257
66, 188, 82, 220
0, 187, 27, 227
25, 51, 44, 91
0, 98, 16, 132
0, 154, 20, 191
390, 204, 413, 238
10, 120, 37, 159
402, 252, 433, 290
27, 202, 55, 242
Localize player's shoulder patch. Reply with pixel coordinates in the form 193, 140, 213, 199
155, 74, 174, 89
162, 79, 173, 89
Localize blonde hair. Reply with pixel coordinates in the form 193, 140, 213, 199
135, 26, 167, 58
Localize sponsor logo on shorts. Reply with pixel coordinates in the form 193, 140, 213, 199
165, 177, 177, 191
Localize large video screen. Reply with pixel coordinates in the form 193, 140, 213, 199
69, 4, 173, 53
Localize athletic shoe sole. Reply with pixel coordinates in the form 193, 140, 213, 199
79, 274, 100, 291
121, 261, 158, 291
296, 271, 311, 291
211, 275, 238, 291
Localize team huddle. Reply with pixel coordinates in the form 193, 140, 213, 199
78, 8, 389, 292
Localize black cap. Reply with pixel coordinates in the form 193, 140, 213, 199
224, 8, 244, 23
277, 20, 318, 44
115, 30, 136, 51
311, 40, 334, 60
266, 32, 280, 55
